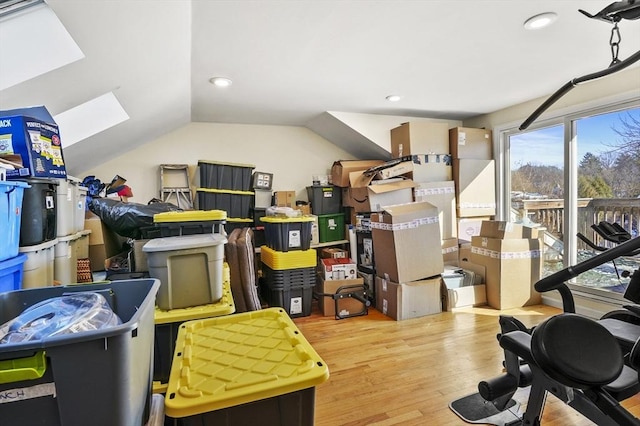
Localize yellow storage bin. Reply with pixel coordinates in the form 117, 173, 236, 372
154, 210, 227, 223
260, 245, 317, 270
164, 308, 329, 425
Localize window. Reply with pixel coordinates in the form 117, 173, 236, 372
501, 100, 640, 302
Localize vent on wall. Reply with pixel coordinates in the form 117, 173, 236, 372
0, 0, 44, 18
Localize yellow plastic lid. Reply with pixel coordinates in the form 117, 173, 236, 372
154, 275, 235, 324
260, 245, 317, 270
226, 218, 253, 223
196, 188, 254, 196
154, 210, 227, 223
261, 215, 315, 223
164, 308, 329, 417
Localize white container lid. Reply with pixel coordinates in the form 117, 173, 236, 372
142, 233, 227, 253
19, 238, 59, 252
56, 232, 82, 242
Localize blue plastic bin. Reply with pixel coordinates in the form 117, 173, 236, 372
0, 253, 26, 293
0, 180, 29, 262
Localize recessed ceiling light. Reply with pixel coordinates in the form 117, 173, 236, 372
524, 12, 558, 30
209, 77, 232, 87
386, 95, 401, 102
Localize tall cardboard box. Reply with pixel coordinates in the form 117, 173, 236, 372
449, 127, 493, 160
84, 212, 127, 272
470, 236, 542, 310
480, 220, 540, 239
409, 154, 452, 182
375, 276, 442, 320
442, 238, 459, 266
371, 201, 444, 283
457, 216, 491, 244
413, 181, 457, 239
331, 160, 384, 187
390, 121, 449, 158
453, 159, 496, 217
316, 277, 367, 317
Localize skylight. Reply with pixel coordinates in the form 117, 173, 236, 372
0, 1, 84, 90
53, 92, 129, 148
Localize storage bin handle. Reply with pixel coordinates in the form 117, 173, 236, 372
0, 351, 47, 385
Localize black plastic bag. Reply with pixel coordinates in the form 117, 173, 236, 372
89, 198, 182, 239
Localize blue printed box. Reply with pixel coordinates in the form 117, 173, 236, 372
0, 112, 67, 179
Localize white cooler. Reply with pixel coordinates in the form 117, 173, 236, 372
143, 233, 227, 310
19, 238, 58, 289
55, 177, 81, 237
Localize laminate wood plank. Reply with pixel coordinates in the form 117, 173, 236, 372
294, 300, 640, 425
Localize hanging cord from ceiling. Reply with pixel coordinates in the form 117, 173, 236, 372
519, 0, 640, 131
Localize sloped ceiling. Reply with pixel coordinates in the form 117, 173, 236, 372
0, 0, 639, 174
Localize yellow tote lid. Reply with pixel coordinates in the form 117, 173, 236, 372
164, 308, 329, 417
154, 275, 235, 324
260, 246, 317, 270
196, 188, 254, 196
261, 215, 315, 223
154, 210, 227, 223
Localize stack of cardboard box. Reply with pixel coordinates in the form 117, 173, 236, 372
470, 221, 542, 309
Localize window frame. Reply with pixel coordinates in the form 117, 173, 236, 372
496, 93, 640, 304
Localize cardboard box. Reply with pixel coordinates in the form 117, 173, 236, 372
132, 239, 151, 272
470, 236, 542, 310
446, 285, 487, 310
390, 121, 449, 158
442, 238, 459, 266
331, 160, 384, 187
0, 112, 67, 179
413, 181, 457, 239
371, 201, 444, 283
343, 172, 415, 213
320, 257, 358, 280
294, 204, 311, 215
316, 277, 367, 317
375, 161, 413, 180
320, 247, 349, 259
453, 159, 496, 217
480, 220, 540, 239
449, 127, 493, 160
409, 154, 452, 182
458, 258, 486, 284
84, 212, 128, 272
457, 217, 491, 244
375, 276, 443, 320
274, 191, 295, 207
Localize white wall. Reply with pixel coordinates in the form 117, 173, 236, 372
464, 66, 640, 129
81, 122, 357, 204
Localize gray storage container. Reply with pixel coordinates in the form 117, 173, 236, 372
0, 279, 160, 426
143, 234, 227, 310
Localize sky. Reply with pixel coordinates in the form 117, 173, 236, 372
510, 107, 639, 169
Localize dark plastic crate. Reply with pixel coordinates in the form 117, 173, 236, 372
197, 189, 253, 218
262, 265, 316, 288
306, 185, 342, 215
261, 217, 313, 252
140, 221, 226, 239
167, 387, 316, 426
0, 279, 160, 426
264, 282, 315, 318
198, 160, 255, 191
19, 178, 58, 247
154, 321, 181, 384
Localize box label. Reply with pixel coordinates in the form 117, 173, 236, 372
0, 383, 57, 404
288, 230, 301, 248
290, 297, 302, 315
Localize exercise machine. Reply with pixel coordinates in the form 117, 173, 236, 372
475, 235, 640, 425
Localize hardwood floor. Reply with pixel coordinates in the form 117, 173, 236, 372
293, 301, 640, 425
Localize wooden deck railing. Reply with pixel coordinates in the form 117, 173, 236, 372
513, 198, 640, 249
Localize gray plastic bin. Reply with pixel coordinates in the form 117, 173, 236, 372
0, 278, 160, 426
143, 234, 227, 310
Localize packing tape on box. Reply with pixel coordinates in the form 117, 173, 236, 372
442, 245, 459, 255
370, 216, 439, 231
414, 186, 455, 197
471, 246, 541, 259
458, 202, 497, 209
